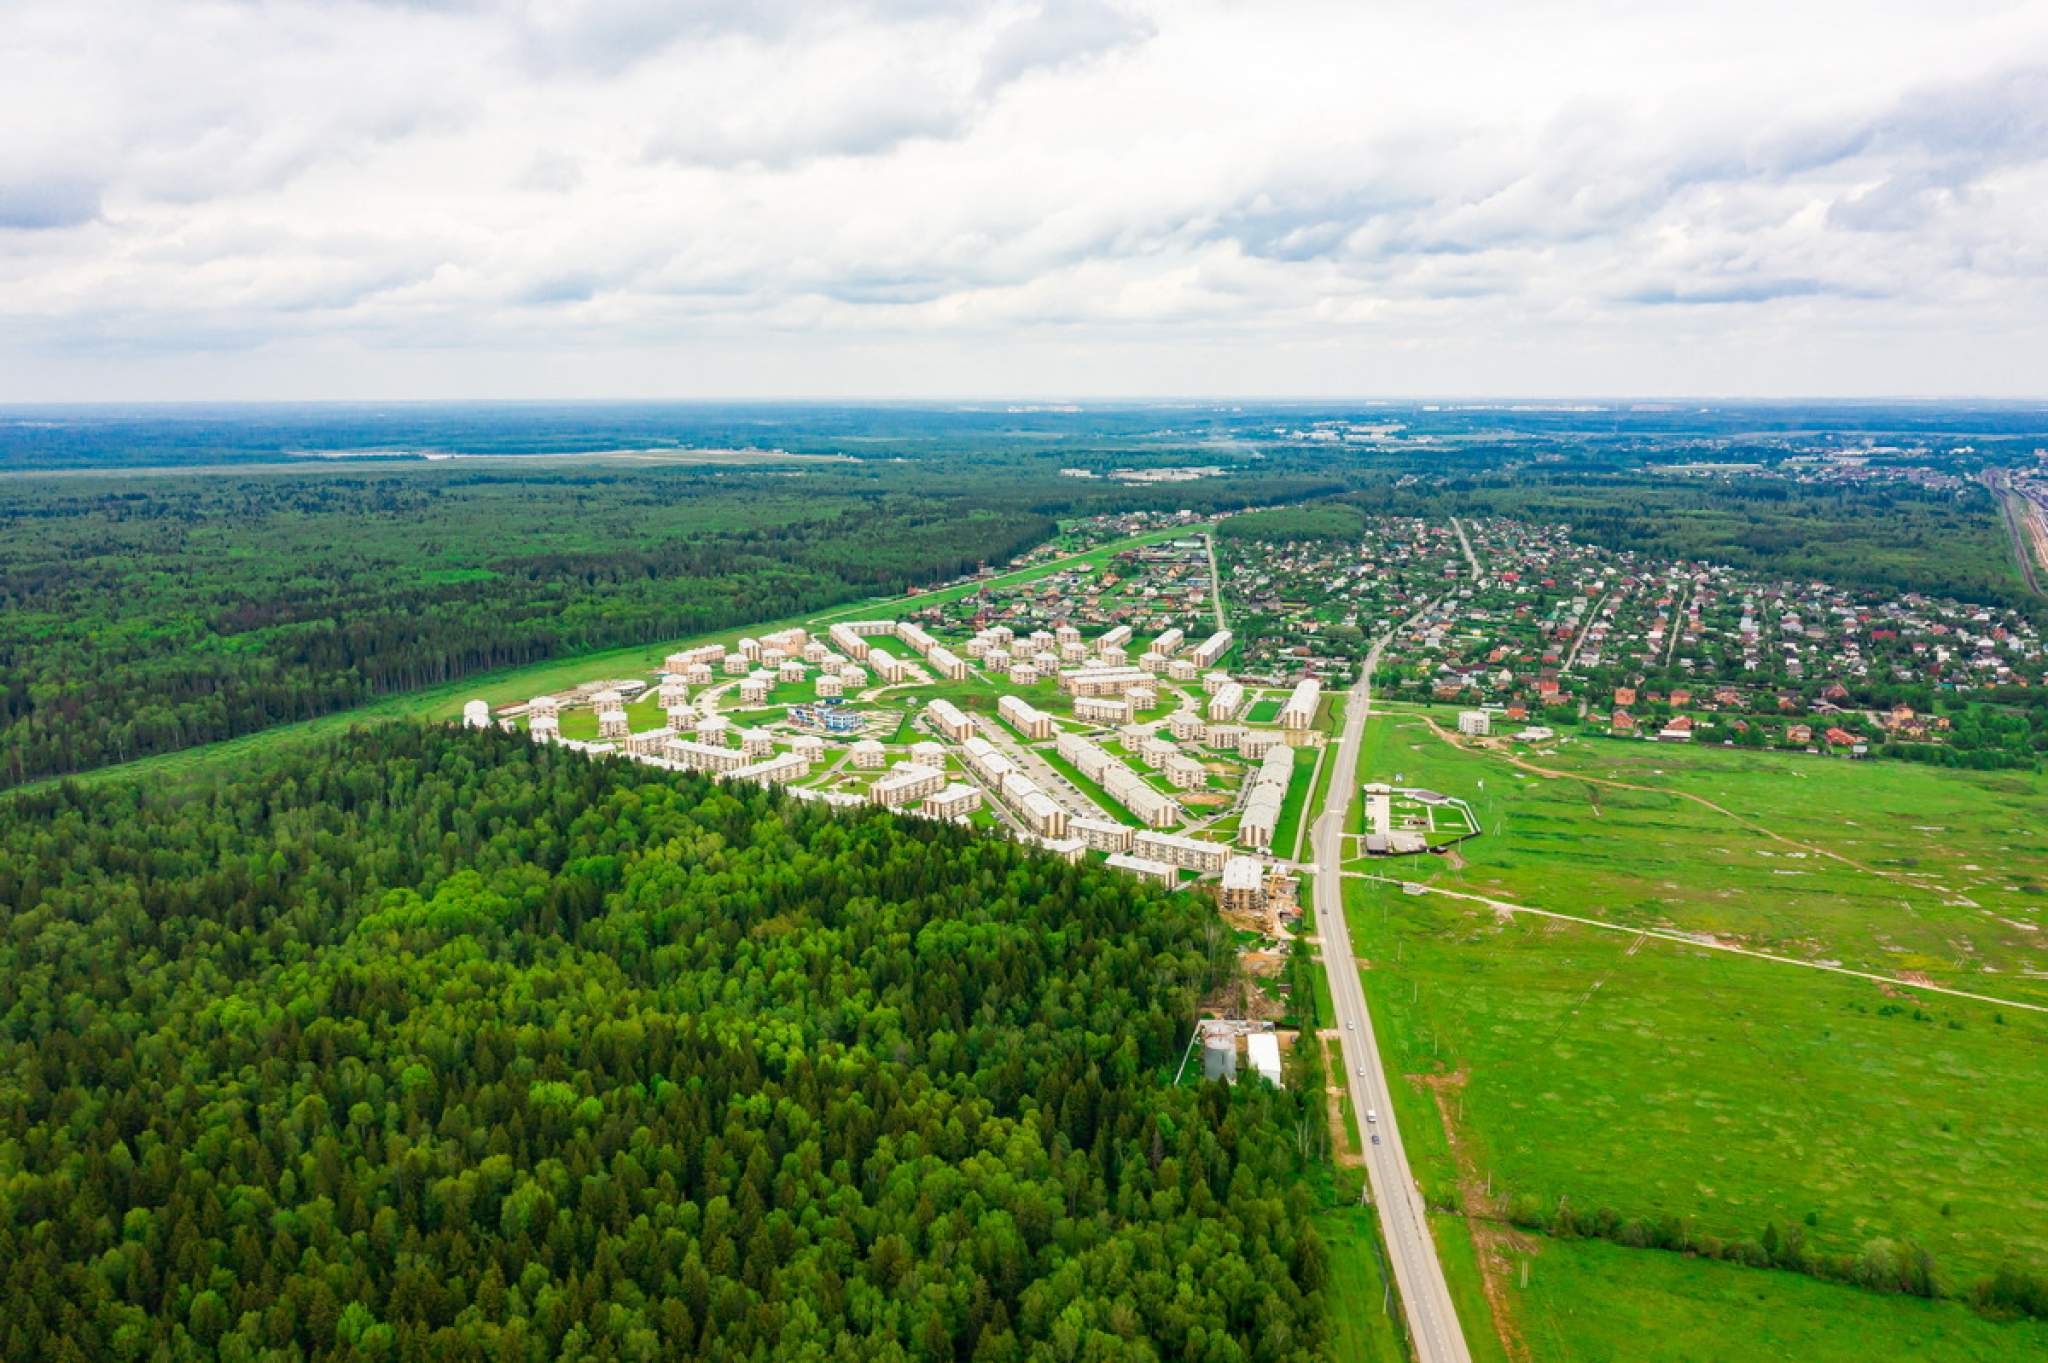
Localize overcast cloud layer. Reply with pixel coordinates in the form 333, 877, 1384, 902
4, 0, 2048, 399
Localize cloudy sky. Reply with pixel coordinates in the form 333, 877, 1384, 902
4, 0, 2048, 400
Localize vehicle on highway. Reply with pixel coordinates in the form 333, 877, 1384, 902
1346, 1020, 1354, 1030
1367, 1109, 1378, 1123
1357, 1065, 1366, 1076
1371, 1134, 1381, 1146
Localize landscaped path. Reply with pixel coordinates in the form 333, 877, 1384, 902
1343, 870, 2048, 1014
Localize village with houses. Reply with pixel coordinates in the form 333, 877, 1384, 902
1222, 512, 2045, 759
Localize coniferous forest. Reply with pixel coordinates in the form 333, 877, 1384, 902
0, 725, 1328, 1362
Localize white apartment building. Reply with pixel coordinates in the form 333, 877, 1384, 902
927, 646, 967, 681
1237, 744, 1298, 851
664, 738, 748, 773
740, 728, 775, 758
1239, 729, 1285, 758
1220, 856, 1266, 912
623, 729, 672, 757
828, 623, 870, 659
731, 752, 808, 785
1458, 709, 1492, 737
1075, 695, 1133, 726
462, 700, 491, 728
1060, 665, 1150, 697
872, 762, 945, 807
1164, 753, 1208, 791
851, 739, 886, 769
1070, 817, 1134, 853
1204, 724, 1245, 751
922, 783, 983, 819
1207, 682, 1246, 723
1134, 829, 1229, 874
1191, 629, 1234, 667
998, 695, 1054, 739
664, 644, 723, 672
1098, 624, 1134, 653
1105, 852, 1175, 886
1281, 679, 1322, 731
928, 698, 975, 742
1153, 626, 1185, 656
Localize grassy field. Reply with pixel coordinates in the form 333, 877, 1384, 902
1270, 747, 1317, 856
1316, 1207, 1410, 1363
1356, 708, 2048, 1005
1344, 876, 2048, 1290
1508, 1236, 2048, 1362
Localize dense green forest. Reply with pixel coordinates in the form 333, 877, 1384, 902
0, 725, 1328, 1361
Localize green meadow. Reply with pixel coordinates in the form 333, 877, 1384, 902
1347, 876, 2048, 1299
1508, 1236, 2048, 1362
1360, 707, 2048, 1004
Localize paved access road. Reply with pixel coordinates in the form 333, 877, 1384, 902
1309, 626, 1473, 1363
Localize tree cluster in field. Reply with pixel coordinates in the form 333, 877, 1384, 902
1214, 506, 1370, 543
1497, 1195, 2046, 1321
0, 725, 1330, 1362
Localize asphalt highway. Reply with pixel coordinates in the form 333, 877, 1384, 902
1309, 627, 1472, 1363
